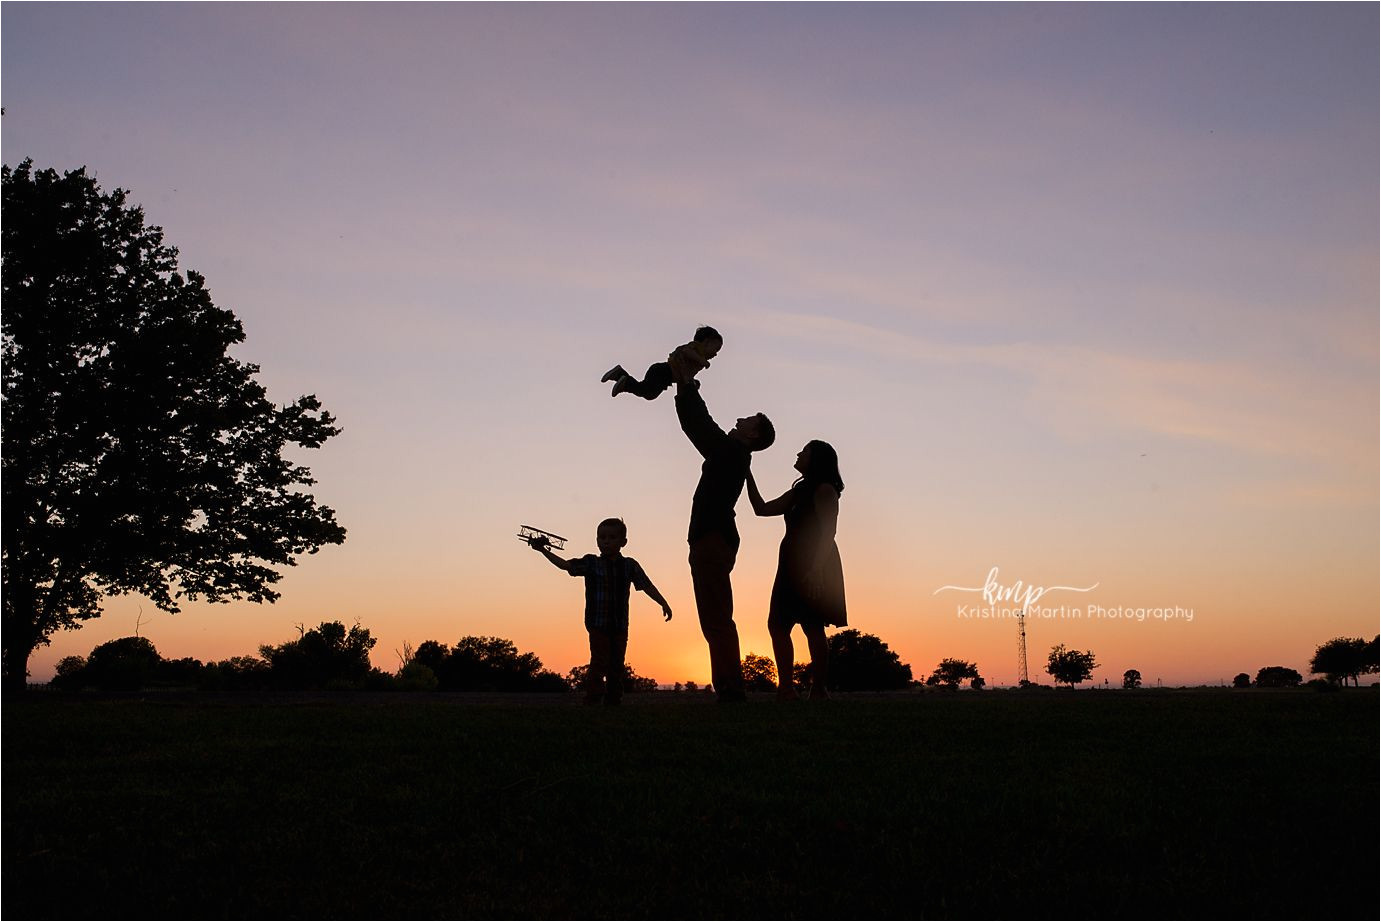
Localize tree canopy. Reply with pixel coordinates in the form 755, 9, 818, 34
1308, 636, 1376, 687
925, 657, 980, 688
413, 636, 568, 692
260, 621, 377, 689
1045, 644, 1099, 687
1254, 666, 1302, 689
1122, 669, 1142, 689
827, 629, 914, 691
1, 160, 346, 689
741, 652, 778, 691
566, 662, 656, 694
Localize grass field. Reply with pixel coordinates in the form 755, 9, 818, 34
4, 688, 1377, 919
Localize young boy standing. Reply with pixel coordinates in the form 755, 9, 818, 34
530, 518, 673, 705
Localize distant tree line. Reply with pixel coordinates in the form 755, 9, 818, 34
46, 624, 1378, 695
49, 623, 599, 693
46, 625, 925, 695
1231, 635, 1378, 690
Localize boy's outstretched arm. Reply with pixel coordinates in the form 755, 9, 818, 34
529, 539, 572, 572
640, 576, 674, 621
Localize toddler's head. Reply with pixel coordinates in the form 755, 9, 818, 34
692, 325, 723, 362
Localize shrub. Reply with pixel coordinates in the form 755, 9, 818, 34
397, 662, 439, 691
85, 636, 162, 691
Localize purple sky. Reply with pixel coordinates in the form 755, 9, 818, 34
4, 3, 1377, 685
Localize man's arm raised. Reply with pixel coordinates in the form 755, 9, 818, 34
674, 380, 724, 459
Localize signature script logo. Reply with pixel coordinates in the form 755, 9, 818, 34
933, 566, 1099, 610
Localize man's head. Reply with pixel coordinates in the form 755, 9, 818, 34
729, 412, 775, 452
596, 518, 628, 557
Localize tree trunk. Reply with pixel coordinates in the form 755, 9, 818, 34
2, 642, 33, 692
2, 573, 40, 693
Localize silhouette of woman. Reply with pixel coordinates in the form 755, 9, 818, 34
746, 440, 846, 700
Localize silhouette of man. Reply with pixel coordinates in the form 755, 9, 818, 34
674, 379, 775, 702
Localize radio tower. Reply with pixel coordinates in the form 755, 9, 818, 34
1016, 609, 1029, 685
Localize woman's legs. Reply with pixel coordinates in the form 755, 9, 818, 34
803, 623, 830, 699
769, 621, 798, 699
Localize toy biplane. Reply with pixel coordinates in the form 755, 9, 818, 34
517, 525, 566, 551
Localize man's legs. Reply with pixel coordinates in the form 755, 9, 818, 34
689, 533, 744, 701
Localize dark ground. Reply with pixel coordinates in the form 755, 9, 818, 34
4, 688, 1377, 919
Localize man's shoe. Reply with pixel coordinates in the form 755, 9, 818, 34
601, 365, 627, 383
611, 375, 634, 397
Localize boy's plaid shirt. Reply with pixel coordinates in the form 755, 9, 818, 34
568, 554, 650, 631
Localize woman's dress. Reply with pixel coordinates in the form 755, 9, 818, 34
768, 482, 847, 627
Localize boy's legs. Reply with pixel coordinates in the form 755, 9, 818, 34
585, 628, 612, 704
605, 628, 628, 705
688, 533, 745, 701
618, 361, 674, 399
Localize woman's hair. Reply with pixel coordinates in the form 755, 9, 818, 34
796, 439, 844, 495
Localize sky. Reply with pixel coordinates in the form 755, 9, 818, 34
3, 3, 1377, 687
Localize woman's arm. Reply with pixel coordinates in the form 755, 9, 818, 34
746, 470, 794, 517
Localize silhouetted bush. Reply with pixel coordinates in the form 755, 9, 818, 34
827, 629, 913, 691
1254, 666, 1302, 688
566, 663, 656, 693
741, 653, 777, 691
260, 621, 377, 690
200, 656, 272, 691
50, 656, 89, 690
417, 636, 568, 691
926, 657, 980, 688
397, 662, 439, 691
362, 667, 396, 691
84, 636, 164, 691
46, 639, 207, 691
413, 640, 449, 676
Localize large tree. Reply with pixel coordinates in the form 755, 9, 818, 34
1254, 665, 1302, 689
925, 657, 981, 688
1, 160, 346, 689
1045, 644, 1099, 687
1309, 636, 1371, 687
